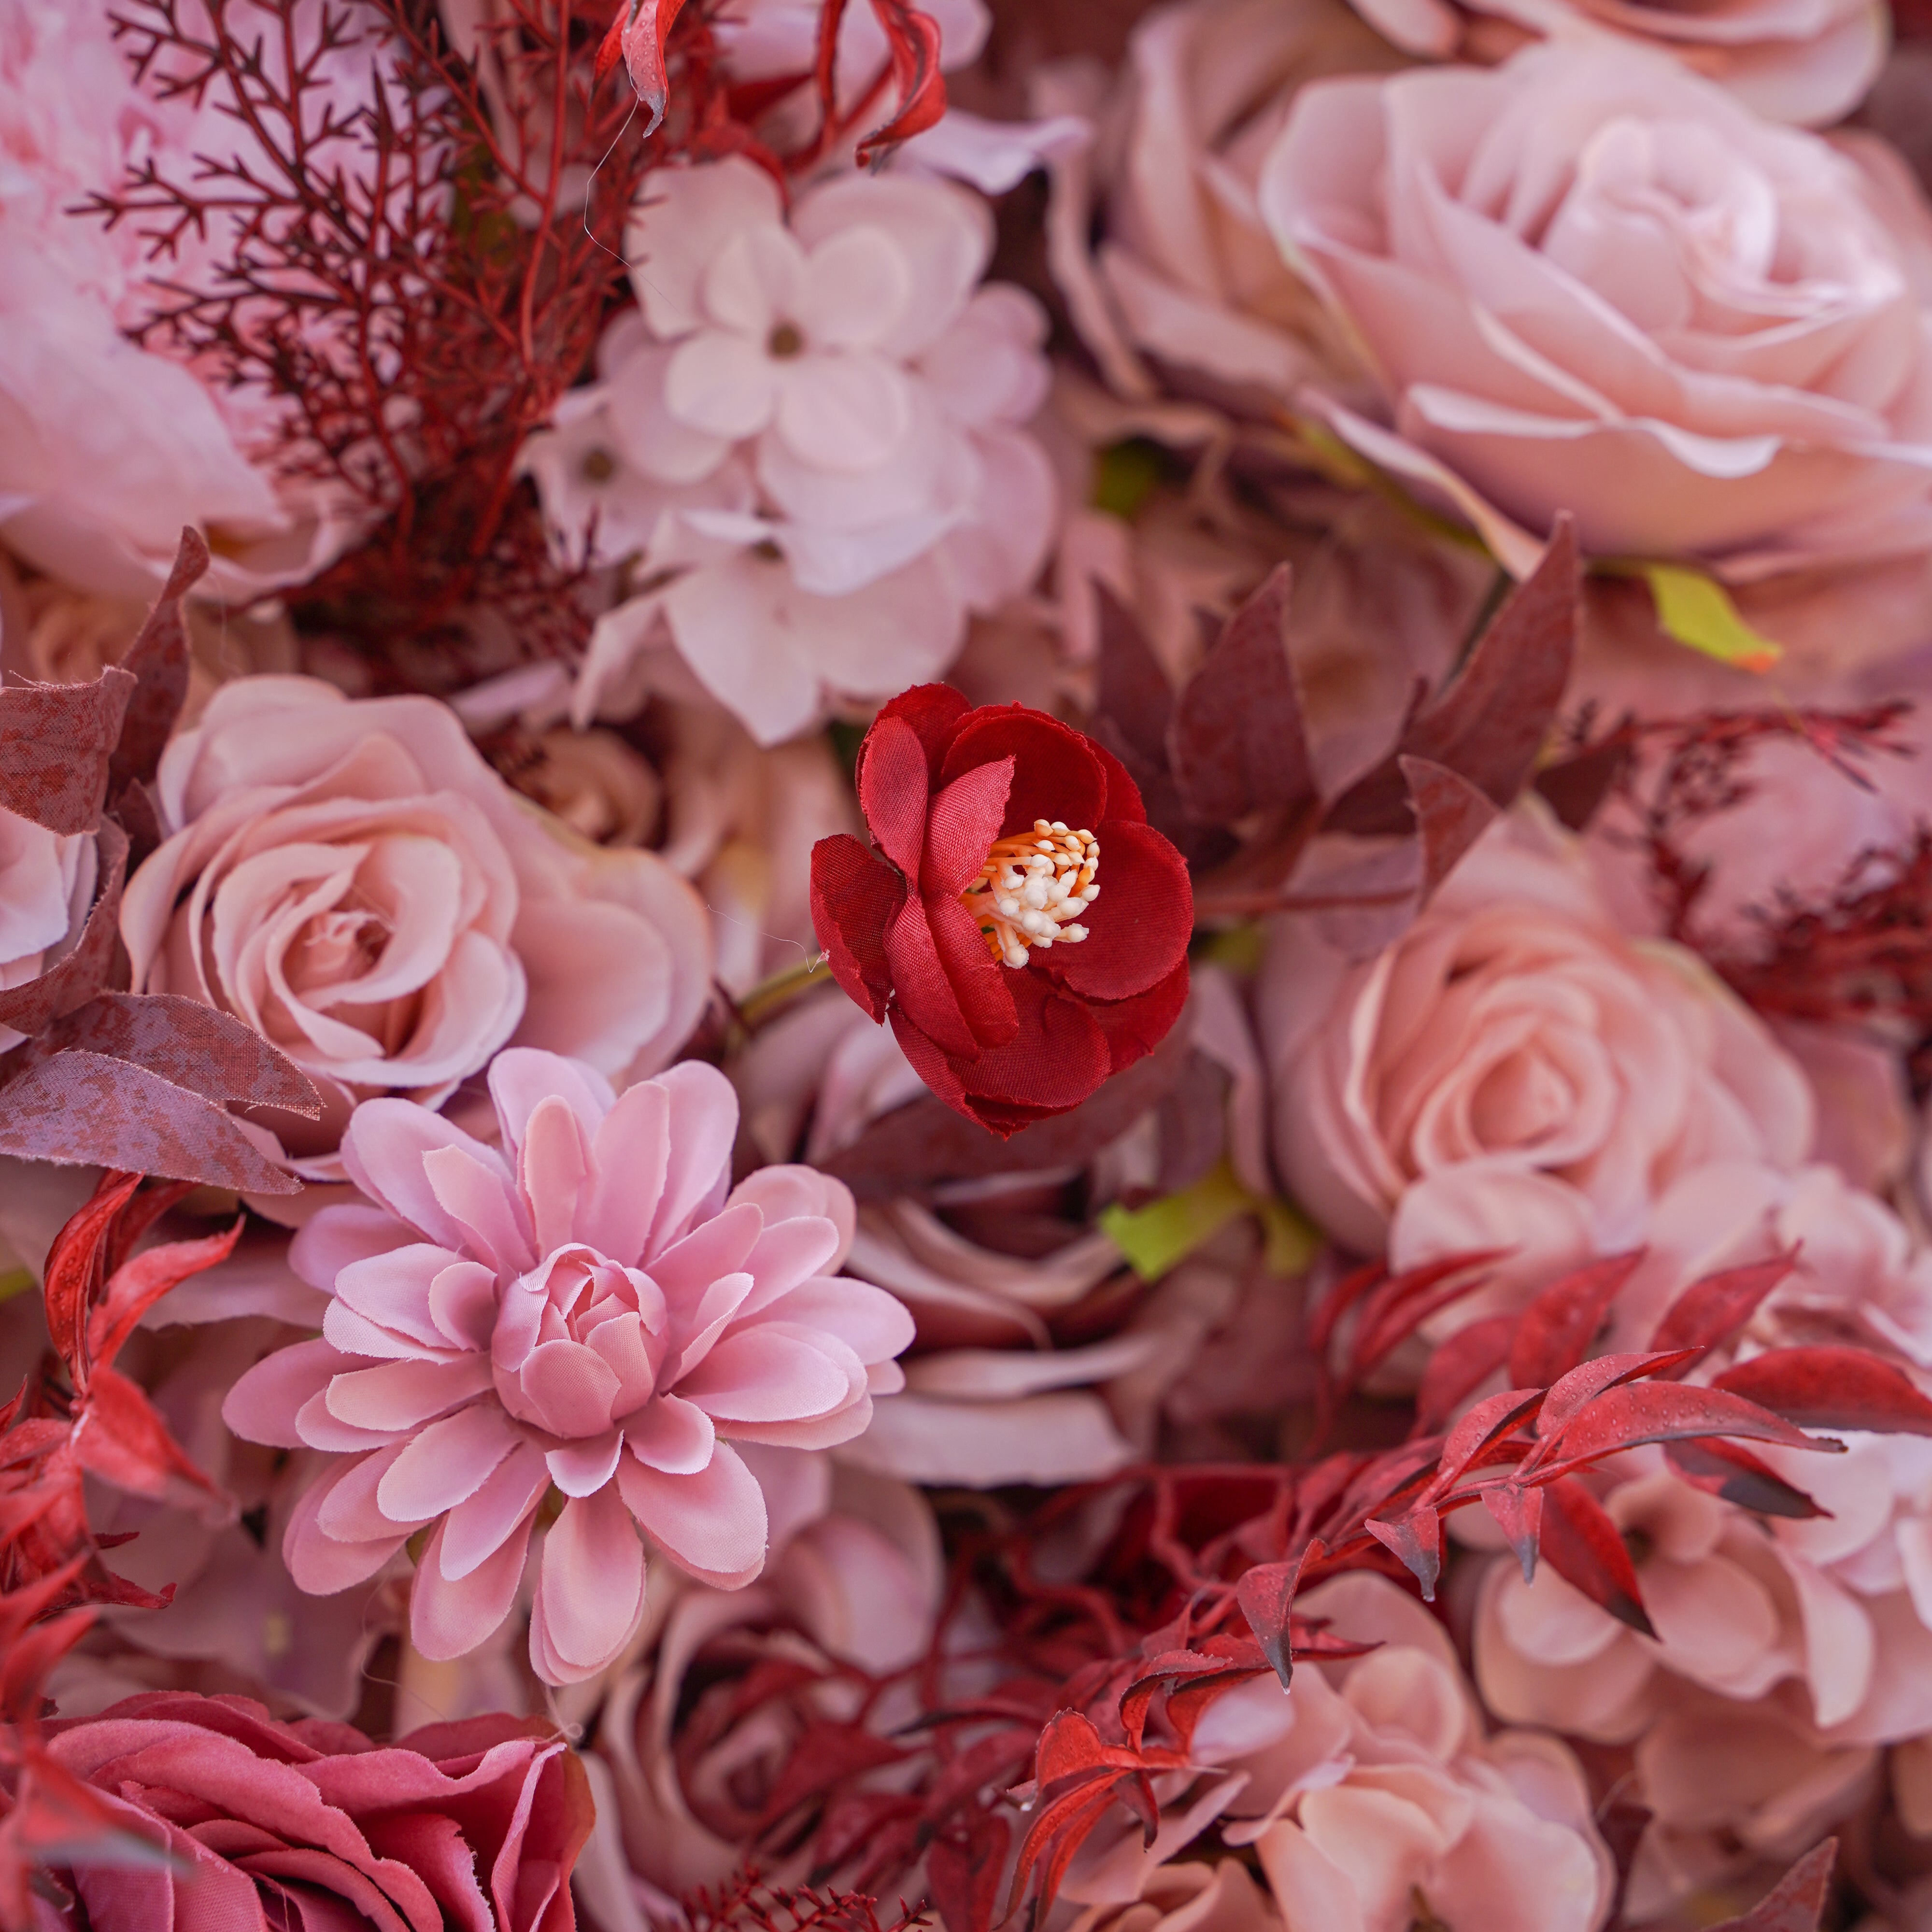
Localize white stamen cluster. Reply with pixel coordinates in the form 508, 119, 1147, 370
961, 821, 1099, 968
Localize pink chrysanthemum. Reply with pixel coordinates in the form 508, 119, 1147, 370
224, 1050, 911, 1684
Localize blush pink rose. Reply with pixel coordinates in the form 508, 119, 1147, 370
222, 1049, 914, 1685
1256, 810, 1813, 1302
0, 802, 94, 1053
119, 678, 711, 1171
1256, 46, 1932, 662
29, 1692, 590, 1932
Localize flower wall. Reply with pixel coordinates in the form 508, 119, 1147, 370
8, 2, 1932, 1931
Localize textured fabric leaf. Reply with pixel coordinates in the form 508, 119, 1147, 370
108, 527, 207, 799
1707, 1839, 1836, 1931
0, 668, 135, 834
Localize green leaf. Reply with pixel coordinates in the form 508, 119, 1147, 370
1099, 1160, 1320, 1282
1617, 562, 1782, 673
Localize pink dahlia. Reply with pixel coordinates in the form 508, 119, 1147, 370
223, 1049, 911, 1684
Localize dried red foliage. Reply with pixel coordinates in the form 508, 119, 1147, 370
685, 1871, 927, 1932
648, 1247, 1912, 1932
811, 686, 1192, 1135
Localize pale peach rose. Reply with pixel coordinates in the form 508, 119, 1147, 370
1256, 46, 1932, 670
1257, 808, 1814, 1304
118, 677, 710, 1174
1054, 0, 1400, 411
0, 802, 95, 1055
1345, 0, 1884, 127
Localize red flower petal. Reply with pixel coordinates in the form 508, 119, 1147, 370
857, 712, 932, 879
956, 972, 1112, 1118
885, 896, 985, 1060
1048, 819, 1193, 1000
938, 707, 1108, 841
866, 683, 971, 785
1085, 732, 1149, 826
809, 836, 905, 1023
889, 1006, 970, 1119
1091, 958, 1190, 1077
926, 890, 1020, 1050
923, 756, 1013, 899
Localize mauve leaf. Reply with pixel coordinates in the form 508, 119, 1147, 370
1415, 1313, 1515, 1434
1648, 1257, 1798, 1363
1508, 1252, 1645, 1389
1093, 583, 1174, 778
0, 667, 136, 834
1167, 567, 1316, 826
1542, 1378, 1833, 1473
70, 1364, 232, 1519
1714, 1348, 1932, 1437
1537, 1475, 1654, 1638
852, 0, 947, 166
1709, 1840, 1836, 1932
0, 820, 127, 1036
1664, 1438, 1826, 1520
1400, 755, 1497, 901
17, 994, 319, 1116
1365, 1503, 1442, 1600
1236, 1551, 1309, 1689
1534, 727, 1634, 833
0, 1051, 300, 1194
108, 527, 206, 799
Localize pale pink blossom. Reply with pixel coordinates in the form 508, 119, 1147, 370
1343, 0, 1884, 126
1256, 808, 1813, 1312
222, 1050, 914, 1684
1256, 47, 1932, 671
525, 158, 1056, 745
118, 678, 711, 1175
0, 802, 95, 1053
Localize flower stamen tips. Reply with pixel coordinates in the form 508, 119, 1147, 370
962, 820, 1099, 967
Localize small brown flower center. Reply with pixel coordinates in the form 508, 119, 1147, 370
767, 320, 805, 358
580, 445, 618, 483
960, 819, 1098, 968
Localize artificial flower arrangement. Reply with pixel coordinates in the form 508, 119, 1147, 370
9, 1, 1932, 1930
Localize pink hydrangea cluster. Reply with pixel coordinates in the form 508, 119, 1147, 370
223, 1049, 911, 1683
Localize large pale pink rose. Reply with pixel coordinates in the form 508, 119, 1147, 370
1256, 46, 1932, 663
118, 677, 710, 1171
222, 1050, 914, 1685
1343, 0, 1884, 126
1257, 809, 1813, 1299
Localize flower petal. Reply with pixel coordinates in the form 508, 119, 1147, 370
616, 1440, 767, 1586
1050, 819, 1193, 1001
377, 1402, 518, 1522
623, 1393, 715, 1474
412, 1513, 534, 1661
580, 1077, 673, 1264
533, 1488, 645, 1676
548, 1429, 625, 1498
810, 835, 904, 1023
440, 1439, 551, 1581
938, 707, 1108, 842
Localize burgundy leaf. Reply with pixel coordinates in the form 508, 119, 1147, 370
0, 1051, 300, 1194
1235, 1550, 1310, 1689
40, 1174, 142, 1383
1166, 567, 1315, 826
1537, 1475, 1654, 1637
1414, 1313, 1515, 1434
1400, 755, 1497, 901
107, 527, 207, 799
1707, 1839, 1836, 1932
1648, 1256, 1798, 1363
1093, 584, 1174, 781
1481, 1481, 1542, 1582
1714, 1347, 1932, 1437
1542, 1378, 1833, 1473
0, 668, 135, 835
1435, 1388, 1545, 1491
853, 0, 947, 167
1664, 1438, 1826, 1520
927, 1815, 1010, 1932
0, 822, 128, 1037
1507, 1252, 1645, 1389
1538, 1350, 1703, 1436
14, 993, 320, 1117
1365, 1504, 1442, 1600
1534, 726, 1634, 833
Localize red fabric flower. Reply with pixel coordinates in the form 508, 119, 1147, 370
810, 686, 1193, 1135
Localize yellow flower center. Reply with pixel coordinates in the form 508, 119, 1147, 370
960, 820, 1099, 968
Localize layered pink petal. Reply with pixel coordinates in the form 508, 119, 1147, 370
616, 1440, 767, 1586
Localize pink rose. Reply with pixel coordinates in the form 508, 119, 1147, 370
0, 805, 94, 1054
1257, 810, 1813, 1305
118, 678, 711, 1171
222, 1049, 913, 1685
1344, 0, 1884, 126
29, 1692, 589, 1932
1256, 47, 1932, 664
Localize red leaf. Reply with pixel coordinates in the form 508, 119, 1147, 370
1714, 1348, 1932, 1437
0, 667, 135, 834
0, 822, 127, 1037
1167, 567, 1314, 826
1707, 1838, 1836, 1932
1648, 1256, 1797, 1363
1236, 1551, 1309, 1689
1434, 1388, 1544, 1492
69, 1366, 232, 1519
852, 0, 946, 167
755, 1723, 906, 1830
1664, 1438, 1826, 1520
1507, 1252, 1645, 1389
1400, 755, 1498, 901
1481, 1481, 1543, 1581
1537, 1350, 1703, 1436
41, 1173, 142, 1382
1365, 1503, 1442, 1600
0, 1050, 301, 1194
1032, 1710, 1132, 1785
108, 528, 207, 799
87, 1221, 244, 1376
1006, 1770, 1129, 1922
1541, 1378, 1833, 1474
1537, 1476, 1654, 1637
597, 0, 690, 133
927, 1815, 1009, 1932
1414, 1314, 1515, 1434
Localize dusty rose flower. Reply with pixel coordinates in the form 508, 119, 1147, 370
0, 805, 94, 1054
1257, 808, 1813, 1306
1257, 47, 1932, 656
29, 1692, 590, 1932
1345, 0, 1884, 125
118, 678, 711, 1172
222, 1049, 913, 1684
